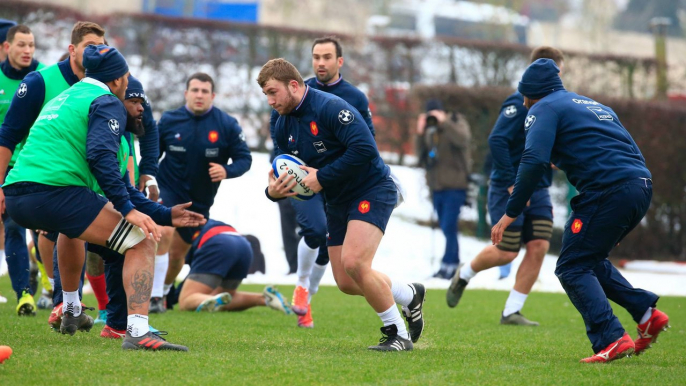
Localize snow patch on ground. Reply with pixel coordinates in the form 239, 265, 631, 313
202, 152, 686, 297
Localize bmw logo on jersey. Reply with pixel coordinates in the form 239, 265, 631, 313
17, 83, 27, 98
108, 119, 120, 135
338, 109, 354, 125
503, 105, 517, 118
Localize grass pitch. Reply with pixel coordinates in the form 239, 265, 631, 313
0, 277, 684, 385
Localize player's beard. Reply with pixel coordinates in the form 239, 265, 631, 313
316, 69, 334, 84
281, 92, 300, 115
126, 113, 145, 136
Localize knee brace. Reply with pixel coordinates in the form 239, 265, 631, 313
303, 234, 324, 250
496, 228, 522, 252
522, 217, 553, 243
106, 218, 147, 255
315, 247, 330, 265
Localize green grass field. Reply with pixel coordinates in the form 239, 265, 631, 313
0, 277, 684, 385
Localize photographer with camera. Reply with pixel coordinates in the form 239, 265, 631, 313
416, 99, 472, 279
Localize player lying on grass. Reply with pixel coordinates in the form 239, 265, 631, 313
175, 219, 292, 314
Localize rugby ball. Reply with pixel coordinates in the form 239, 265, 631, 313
271, 154, 316, 201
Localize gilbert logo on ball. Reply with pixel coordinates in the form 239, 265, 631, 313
271, 154, 316, 201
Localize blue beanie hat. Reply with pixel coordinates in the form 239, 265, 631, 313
425, 99, 443, 112
83, 44, 129, 83
0, 19, 17, 43
518, 58, 564, 100
126, 75, 146, 100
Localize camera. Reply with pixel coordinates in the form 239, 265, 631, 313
424, 115, 440, 169
425, 114, 439, 129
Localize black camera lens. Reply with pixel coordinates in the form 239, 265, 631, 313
425, 115, 438, 127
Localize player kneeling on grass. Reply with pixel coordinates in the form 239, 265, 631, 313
0, 45, 206, 351
176, 219, 291, 314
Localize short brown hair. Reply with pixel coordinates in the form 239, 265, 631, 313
312, 36, 343, 57
256, 58, 304, 88
530, 46, 564, 65
6, 25, 32, 43
71, 21, 105, 45
186, 72, 215, 92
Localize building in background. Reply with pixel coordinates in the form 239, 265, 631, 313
23, 0, 260, 23
144, 0, 259, 23
368, 0, 529, 44
17, 0, 686, 69
23, 0, 144, 15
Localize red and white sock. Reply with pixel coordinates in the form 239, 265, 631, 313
86, 273, 108, 311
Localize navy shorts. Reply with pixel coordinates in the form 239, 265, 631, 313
4, 183, 107, 239
326, 177, 397, 247
159, 187, 208, 244
87, 242, 124, 263
488, 185, 553, 229
291, 193, 327, 248
188, 234, 252, 281
42, 231, 59, 243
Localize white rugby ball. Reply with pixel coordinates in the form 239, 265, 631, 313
272, 154, 316, 201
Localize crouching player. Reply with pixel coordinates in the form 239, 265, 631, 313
1, 45, 205, 351
176, 219, 291, 314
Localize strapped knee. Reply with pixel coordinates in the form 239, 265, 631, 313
523, 217, 553, 243
106, 218, 147, 255
303, 234, 324, 250
315, 248, 330, 265
496, 228, 522, 252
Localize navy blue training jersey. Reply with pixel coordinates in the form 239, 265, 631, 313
272, 86, 389, 206
137, 98, 159, 176
270, 75, 374, 159
158, 106, 252, 213
305, 76, 374, 137
0, 58, 41, 80
0, 58, 78, 153
506, 90, 651, 217
85, 90, 170, 221
185, 219, 239, 265
488, 91, 551, 188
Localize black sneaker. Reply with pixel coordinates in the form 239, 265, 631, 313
60, 310, 94, 335
149, 297, 166, 314
122, 331, 189, 352
446, 269, 469, 308
402, 283, 426, 343
368, 325, 413, 352
500, 311, 540, 326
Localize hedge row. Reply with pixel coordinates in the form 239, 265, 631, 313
411, 85, 686, 261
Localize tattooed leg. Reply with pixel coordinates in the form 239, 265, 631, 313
123, 238, 156, 315
127, 270, 152, 311
86, 251, 105, 276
